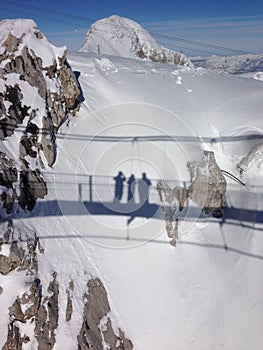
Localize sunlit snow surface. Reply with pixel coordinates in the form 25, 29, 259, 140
1, 51, 263, 349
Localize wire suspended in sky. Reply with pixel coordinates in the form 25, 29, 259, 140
0, 0, 257, 56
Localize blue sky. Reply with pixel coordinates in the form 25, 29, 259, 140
1, 0, 263, 56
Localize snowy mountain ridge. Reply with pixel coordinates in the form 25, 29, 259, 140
192, 53, 263, 75
80, 15, 192, 67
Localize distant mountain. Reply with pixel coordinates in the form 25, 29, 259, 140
191, 53, 263, 74
80, 15, 192, 67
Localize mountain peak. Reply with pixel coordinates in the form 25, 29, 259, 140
0, 18, 66, 67
80, 15, 192, 67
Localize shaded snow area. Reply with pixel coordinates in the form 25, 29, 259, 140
1, 48, 263, 349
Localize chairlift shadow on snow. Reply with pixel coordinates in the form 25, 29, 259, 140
4, 198, 263, 261
2, 172, 263, 260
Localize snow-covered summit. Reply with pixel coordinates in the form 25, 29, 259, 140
0, 18, 66, 67
80, 15, 192, 67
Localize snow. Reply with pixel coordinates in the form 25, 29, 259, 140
0, 270, 29, 339
0, 18, 66, 68
192, 53, 263, 74
80, 15, 192, 67
0, 243, 10, 257
1, 41, 263, 349
52, 52, 263, 349
80, 15, 161, 56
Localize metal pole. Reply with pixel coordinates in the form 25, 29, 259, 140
78, 183, 82, 201
89, 175, 93, 202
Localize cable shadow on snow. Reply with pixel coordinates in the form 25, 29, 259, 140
27, 233, 263, 261
1, 123, 263, 143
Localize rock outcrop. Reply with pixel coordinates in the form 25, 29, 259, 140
0, 18, 82, 213
187, 151, 226, 216
158, 151, 226, 245
78, 278, 133, 349
0, 222, 133, 349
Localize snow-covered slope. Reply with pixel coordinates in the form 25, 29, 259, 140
1, 20, 263, 350
192, 53, 263, 74
43, 53, 263, 349
80, 15, 192, 67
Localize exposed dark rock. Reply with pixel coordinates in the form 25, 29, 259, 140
34, 305, 51, 349
0, 222, 61, 349
0, 241, 25, 275
18, 169, 47, 211
1, 193, 15, 214
41, 114, 56, 167
78, 278, 133, 349
0, 224, 40, 275
9, 299, 25, 323
4, 46, 47, 98
0, 222, 133, 349
66, 280, 74, 322
0, 152, 18, 190
4, 271, 59, 350
2, 323, 22, 350
0, 19, 82, 213
0, 85, 30, 139
35, 272, 59, 350
3, 32, 23, 53
47, 272, 59, 330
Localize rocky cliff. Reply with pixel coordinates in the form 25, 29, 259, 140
0, 18, 81, 214
0, 19, 133, 349
0, 222, 133, 349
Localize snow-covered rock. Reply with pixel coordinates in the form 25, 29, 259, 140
80, 15, 192, 67
0, 18, 81, 212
